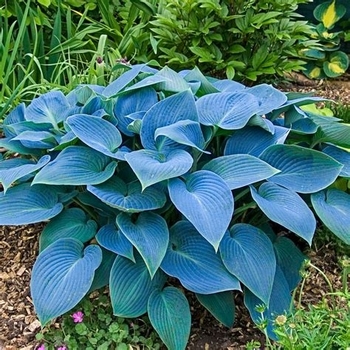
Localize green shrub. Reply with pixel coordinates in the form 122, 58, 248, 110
0, 65, 349, 349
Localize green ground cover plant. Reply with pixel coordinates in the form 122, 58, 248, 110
0, 65, 349, 349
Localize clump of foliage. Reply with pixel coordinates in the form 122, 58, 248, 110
35, 292, 162, 350
302, 0, 350, 78
0, 65, 350, 349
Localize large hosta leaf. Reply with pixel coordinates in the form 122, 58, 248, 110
33, 146, 117, 185
161, 221, 241, 294
148, 287, 191, 350
95, 224, 134, 261
196, 291, 235, 327
168, 170, 234, 250
311, 189, 350, 244
0, 183, 63, 225
322, 145, 350, 177
248, 84, 287, 115
260, 144, 343, 193
224, 126, 289, 157
244, 266, 292, 340
140, 90, 198, 150
31, 238, 102, 325
116, 212, 169, 277
88, 177, 166, 212
66, 114, 123, 159
39, 208, 97, 251
155, 120, 206, 152
196, 92, 260, 129
203, 154, 280, 189
110, 253, 167, 318
250, 183, 316, 244
26, 91, 71, 128
0, 155, 50, 193
125, 149, 193, 190
219, 224, 276, 305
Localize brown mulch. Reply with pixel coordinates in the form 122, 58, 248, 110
1, 76, 350, 350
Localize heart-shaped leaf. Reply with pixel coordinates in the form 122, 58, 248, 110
66, 114, 123, 159
219, 224, 276, 305
0, 183, 63, 225
311, 189, 350, 244
148, 287, 191, 350
96, 223, 135, 261
0, 155, 50, 193
140, 90, 198, 150
161, 221, 241, 294
250, 183, 316, 244
116, 212, 169, 277
33, 146, 117, 185
31, 238, 102, 325
125, 149, 193, 190
110, 253, 167, 317
323, 145, 350, 178
168, 170, 234, 250
88, 177, 166, 213
39, 208, 97, 251
196, 92, 260, 129
196, 291, 235, 327
203, 154, 280, 189
260, 144, 343, 193
224, 126, 289, 157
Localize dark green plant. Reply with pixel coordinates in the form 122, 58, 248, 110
35, 292, 162, 350
302, 0, 350, 78
0, 65, 350, 349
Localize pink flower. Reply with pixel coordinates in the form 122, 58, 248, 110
71, 310, 84, 323
57, 346, 67, 350
37, 345, 45, 350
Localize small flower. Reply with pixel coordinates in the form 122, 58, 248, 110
96, 57, 103, 64
275, 314, 287, 326
57, 346, 67, 350
37, 345, 46, 350
71, 310, 84, 323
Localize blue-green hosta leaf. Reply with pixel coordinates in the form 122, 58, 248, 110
273, 237, 306, 291
203, 154, 280, 189
161, 221, 241, 294
77, 192, 119, 217
96, 224, 135, 261
311, 189, 350, 244
196, 291, 235, 327
183, 67, 219, 96
39, 208, 97, 251
12, 130, 57, 149
125, 149, 193, 190
0, 183, 63, 225
260, 144, 343, 193
0, 138, 42, 156
224, 126, 289, 157
5, 121, 53, 137
155, 120, 207, 152
244, 266, 292, 340
89, 248, 116, 292
66, 114, 123, 159
110, 253, 167, 317
3, 103, 26, 136
168, 170, 234, 250
148, 287, 191, 350
248, 84, 287, 115
26, 91, 70, 128
33, 146, 117, 185
88, 177, 166, 213
140, 90, 198, 150
31, 238, 102, 325
211, 79, 245, 93
116, 212, 169, 277
114, 87, 158, 136
290, 117, 319, 134
103, 64, 145, 97
154, 66, 190, 92
250, 183, 316, 244
0, 155, 50, 193
196, 92, 260, 129
323, 145, 350, 177
219, 224, 276, 305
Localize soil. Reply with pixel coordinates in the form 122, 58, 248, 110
1, 76, 350, 350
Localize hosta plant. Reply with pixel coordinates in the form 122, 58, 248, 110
1, 65, 350, 349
